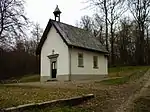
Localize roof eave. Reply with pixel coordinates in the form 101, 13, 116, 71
68, 45, 109, 54
36, 19, 109, 55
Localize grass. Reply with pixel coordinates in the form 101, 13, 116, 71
96, 67, 148, 85
108, 66, 150, 77
108, 66, 150, 73
5, 66, 149, 83
132, 86, 150, 112
0, 84, 110, 111
0, 85, 88, 109
132, 96, 150, 112
19, 75, 40, 82
0, 74, 40, 84
0, 85, 109, 111
99, 77, 129, 85
0, 66, 149, 111
23, 106, 89, 112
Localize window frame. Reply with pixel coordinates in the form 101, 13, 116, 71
78, 53, 84, 67
93, 56, 98, 69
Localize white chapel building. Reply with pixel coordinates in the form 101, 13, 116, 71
36, 6, 108, 82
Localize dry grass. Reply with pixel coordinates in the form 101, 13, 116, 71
19, 75, 40, 82
23, 106, 89, 112
108, 66, 150, 77
95, 68, 148, 85
0, 85, 89, 109
132, 86, 150, 112
0, 66, 149, 111
133, 96, 150, 112
0, 85, 110, 111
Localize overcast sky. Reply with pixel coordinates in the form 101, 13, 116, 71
25, 0, 94, 29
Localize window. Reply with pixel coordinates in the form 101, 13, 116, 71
78, 53, 84, 67
93, 56, 98, 68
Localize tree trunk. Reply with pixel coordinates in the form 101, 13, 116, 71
111, 23, 114, 65
146, 26, 150, 64
104, 0, 109, 51
137, 24, 145, 65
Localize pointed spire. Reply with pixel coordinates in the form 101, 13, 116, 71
53, 5, 61, 14
53, 5, 61, 21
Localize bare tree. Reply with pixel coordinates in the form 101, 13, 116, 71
78, 15, 94, 31
93, 14, 105, 45
107, 0, 125, 65
117, 17, 133, 65
23, 22, 43, 55
128, 0, 150, 65
89, 0, 125, 65
88, 0, 109, 51
88, 0, 125, 65
31, 22, 43, 47
145, 23, 150, 64
0, 0, 28, 46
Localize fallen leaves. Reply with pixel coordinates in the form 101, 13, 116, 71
0, 85, 89, 109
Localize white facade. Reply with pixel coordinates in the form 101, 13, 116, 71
69, 48, 108, 80
40, 25, 108, 82
70, 48, 108, 75
41, 26, 69, 81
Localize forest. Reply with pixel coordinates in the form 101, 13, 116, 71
0, 0, 150, 80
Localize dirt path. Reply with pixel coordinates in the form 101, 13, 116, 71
5, 80, 109, 90
115, 69, 150, 112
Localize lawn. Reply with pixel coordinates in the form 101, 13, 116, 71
0, 74, 40, 84
0, 66, 149, 112
108, 66, 150, 77
0, 85, 89, 109
4, 66, 149, 83
21, 106, 89, 112
95, 66, 149, 85
0, 85, 110, 111
133, 96, 150, 112
19, 74, 40, 82
132, 86, 150, 112
108, 66, 149, 73
98, 68, 148, 85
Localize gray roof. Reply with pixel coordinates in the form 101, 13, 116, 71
36, 19, 108, 54
52, 20, 108, 53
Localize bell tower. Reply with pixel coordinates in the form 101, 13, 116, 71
53, 5, 61, 22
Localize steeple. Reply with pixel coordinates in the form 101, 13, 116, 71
53, 5, 61, 22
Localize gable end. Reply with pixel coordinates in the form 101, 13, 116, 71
36, 19, 109, 55
36, 19, 69, 55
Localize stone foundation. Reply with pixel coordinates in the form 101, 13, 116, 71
70, 74, 107, 81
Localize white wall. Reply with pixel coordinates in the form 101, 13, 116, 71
41, 26, 69, 78
70, 48, 108, 75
